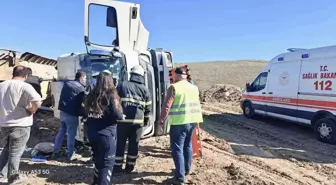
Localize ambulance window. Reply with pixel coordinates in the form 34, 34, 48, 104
250, 72, 268, 92
259, 72, 268, 89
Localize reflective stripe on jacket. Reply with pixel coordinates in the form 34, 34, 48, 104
168, 80, 203, 125
117, 74, 152, 125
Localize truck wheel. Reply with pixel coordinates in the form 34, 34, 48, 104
314, 118, 336, 144
243, 102, 255, 119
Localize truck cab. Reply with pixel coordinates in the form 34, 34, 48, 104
51, 49, 172, 143
51, 0, 173, 143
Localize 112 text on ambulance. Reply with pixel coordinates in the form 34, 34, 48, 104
302, 65, 334, 91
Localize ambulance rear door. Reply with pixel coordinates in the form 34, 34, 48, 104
298, 54, 336, 124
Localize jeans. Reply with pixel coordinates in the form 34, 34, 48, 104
53, 111, 79, 158
0, 126, 31, 181
114, 124, 143, 172
87, 125, 117, 185
31, 114, 39, 132
170, 123, 196, 182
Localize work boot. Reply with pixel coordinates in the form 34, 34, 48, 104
8, 174, 23, 185
185, 168, 194, 176
113, 168, 124, 176
50, 151, 62, 160
166, 177, 185, 185
125, 166, 138, 174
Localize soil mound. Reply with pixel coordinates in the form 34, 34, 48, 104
201, 84, 243, 103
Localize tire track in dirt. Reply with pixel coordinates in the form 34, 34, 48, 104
200, 137, 304, 185
202, 133, 311, 185
200, 103, 336, 185
201, 125, 334, 185
202, 104, 336, 161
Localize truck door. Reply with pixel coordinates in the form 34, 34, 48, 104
139, 54, 156, 138
84, 0, 149, 53
266, 61, 301, 122
245, 72, 269, 115
150, 49, 173, 136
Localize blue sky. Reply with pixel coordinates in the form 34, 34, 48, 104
1, 0, 336, 63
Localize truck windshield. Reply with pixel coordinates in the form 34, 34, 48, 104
80, 55, 124, 86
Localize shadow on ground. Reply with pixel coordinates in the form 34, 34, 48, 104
201, 112, 336, 164
140, 145, 171, 159
112, 170, 173, 184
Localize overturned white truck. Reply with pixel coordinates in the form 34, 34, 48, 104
50, 0, 174, 143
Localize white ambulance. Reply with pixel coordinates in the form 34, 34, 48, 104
241, 45, 336, 144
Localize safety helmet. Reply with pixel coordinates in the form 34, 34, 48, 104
102, 70, 112, 74
130, 65, 145, 76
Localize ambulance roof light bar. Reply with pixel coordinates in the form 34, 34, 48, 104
287, 48, 306, 52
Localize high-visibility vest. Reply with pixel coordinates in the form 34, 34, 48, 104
168, 80, 203, 125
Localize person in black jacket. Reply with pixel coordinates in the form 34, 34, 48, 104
84, 71, 124, 185
25, 67, 42, 97
113, 65, 152, 174
24, 67, 43, 133
52, 70, 87, 161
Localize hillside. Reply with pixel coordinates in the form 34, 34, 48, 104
182, 60, 267, 90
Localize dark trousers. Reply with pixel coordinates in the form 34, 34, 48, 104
87, 125, 117, 185
114, 124, 143, 172
0, 127, 31, 183
170, 123, 196, 182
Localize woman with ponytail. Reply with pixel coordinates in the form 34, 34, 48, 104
84, 70, 123, 185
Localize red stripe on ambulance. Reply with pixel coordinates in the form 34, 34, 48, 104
243, 94, 336, 111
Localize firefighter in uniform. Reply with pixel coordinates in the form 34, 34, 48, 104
159, 67, 203, 185
114, 65, 152, 173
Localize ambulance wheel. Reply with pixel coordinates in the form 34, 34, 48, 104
314, 118, 336, 144
243, 102, 255, 119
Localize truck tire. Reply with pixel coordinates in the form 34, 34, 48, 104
314, 118, 336, 144
243, 102, 255, 119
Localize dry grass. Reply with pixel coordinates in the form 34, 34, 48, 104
178, 60, 267, 91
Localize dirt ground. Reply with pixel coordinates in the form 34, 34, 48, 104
2, 61, 336, 185
9, 102, 336, 185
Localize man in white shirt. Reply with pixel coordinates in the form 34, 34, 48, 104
0, 65, 42, 184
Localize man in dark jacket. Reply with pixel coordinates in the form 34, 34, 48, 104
52, 70, 87, 161
24, 67, 42, 133
114, 65, 152, 174
25, 67, 42, 97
